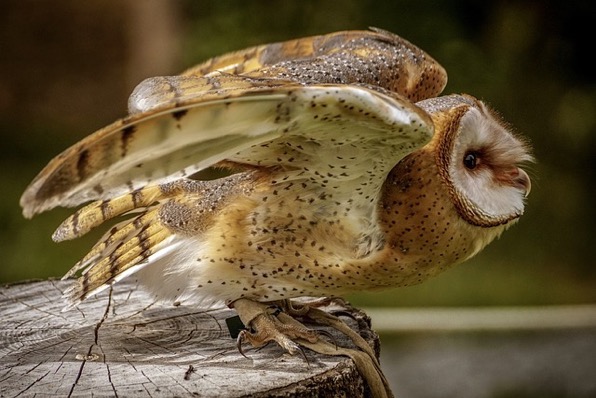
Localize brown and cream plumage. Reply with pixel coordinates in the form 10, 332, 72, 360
20, 29, 532, 376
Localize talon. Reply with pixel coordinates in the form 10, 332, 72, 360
316, 329, 338, 350
297, 345, 310, 367
236, 329, 250, 358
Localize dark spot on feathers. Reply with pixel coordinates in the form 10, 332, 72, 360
131, 189, 143, 207
100, 200, 110, 220
173, 110, 188, 121
120, 125, 136, 157
76, 149, 90, 181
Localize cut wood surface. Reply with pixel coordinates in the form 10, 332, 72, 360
0, 279, 381, 397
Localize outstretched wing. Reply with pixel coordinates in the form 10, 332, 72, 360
129, 28, 447, 114
21, 80, 433, 218
20, 29, 446, 218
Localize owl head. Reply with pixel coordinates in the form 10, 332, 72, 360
418, 94, 533, 228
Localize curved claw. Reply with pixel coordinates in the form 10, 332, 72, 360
315, 329, 338, 350
297, 345, 310, 367
236, 329, 250, 359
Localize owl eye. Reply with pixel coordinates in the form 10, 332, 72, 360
463, 152, 478, 169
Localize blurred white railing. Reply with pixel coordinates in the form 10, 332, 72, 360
363, 304, 596, 332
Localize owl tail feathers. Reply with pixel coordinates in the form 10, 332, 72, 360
61, 206, 174, 309
52, 184, 171, 242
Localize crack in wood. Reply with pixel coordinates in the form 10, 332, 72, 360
68, 286, 114, 397
1, 280, 380, 397
105, 362, 119, 398
16, 369, 51, 397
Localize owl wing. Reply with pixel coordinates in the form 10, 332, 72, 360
178, 29, 377, 77
20, 78, 433, 217
129, 28, 447, 115
21, 29, 445, 218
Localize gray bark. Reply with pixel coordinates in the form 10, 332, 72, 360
0, 279, 380, 397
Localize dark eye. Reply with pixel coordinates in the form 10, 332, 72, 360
463, 152, 478, 169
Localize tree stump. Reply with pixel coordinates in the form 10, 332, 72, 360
0, 280, 381, 397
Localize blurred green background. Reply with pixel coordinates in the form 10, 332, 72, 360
1, 0, 594, 307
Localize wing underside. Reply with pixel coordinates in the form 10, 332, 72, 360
21, 29, 446, 217
21, 81, 434, 218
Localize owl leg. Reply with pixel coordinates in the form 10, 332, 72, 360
277, 299, 377, 361
232, 298, 320, 356
232, 298, 394, 398
281, 299, 394, 398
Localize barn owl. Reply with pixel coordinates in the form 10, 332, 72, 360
20, 28, 532, 370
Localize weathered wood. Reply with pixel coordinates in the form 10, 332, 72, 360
0, 280, 381, 397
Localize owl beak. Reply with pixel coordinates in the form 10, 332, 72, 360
514, 168, 532, 197
498, 167, 531, 197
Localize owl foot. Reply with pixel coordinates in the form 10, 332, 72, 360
231, 298, 394, 398
275, 299, 376, 360
232, 298, 320, 358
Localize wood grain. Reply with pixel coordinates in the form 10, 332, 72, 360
0, 279, 380, 397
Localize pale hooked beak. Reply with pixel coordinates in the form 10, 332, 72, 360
515, 168, 532, 198
498, 167, 531, 197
